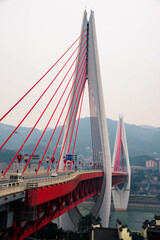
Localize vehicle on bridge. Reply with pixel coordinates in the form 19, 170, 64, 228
9, 173, 23, 183
51, 172, 58, 177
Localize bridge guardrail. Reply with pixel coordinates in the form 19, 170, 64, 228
0, 181, 25, 197
0, 170, 103, 198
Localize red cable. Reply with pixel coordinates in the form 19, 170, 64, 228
0, 34, 87, 150
88, 86, 97, 167
46, 62, 86, 174
37, 50, 87, 173
0, 28, 87, 122
69, 79, 86, 172
61, 73, 86, 172
67, 78, 86, 154
121, 142, 125, 171
56, 69, 86, 172
47, 56, 87, 173
72, 79, 86, 154
3, 43, 87, 177
63, 74, 86, 172
23, 45, 87, 175
114, 123, 121, 171
47, 57, 87, 173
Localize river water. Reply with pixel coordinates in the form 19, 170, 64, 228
109, 207, 160, 231
77, 202, 160, 232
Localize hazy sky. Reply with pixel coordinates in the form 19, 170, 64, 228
0, 0, 160, 129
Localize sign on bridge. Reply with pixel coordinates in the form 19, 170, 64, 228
32, 155, 40, 160
65, 154, 77, 161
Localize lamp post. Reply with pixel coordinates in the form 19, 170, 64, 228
15, 131, 24, 157
43, 140, 51, 159
43, 139, 52, 176
14, 131, 24, 172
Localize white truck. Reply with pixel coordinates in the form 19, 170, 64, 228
9, 173, 23, 182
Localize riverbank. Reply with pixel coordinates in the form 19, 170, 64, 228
128, 202, 160, 209
78, 196, 160, 211
128, 195, 160, 209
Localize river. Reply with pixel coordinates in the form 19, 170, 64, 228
77, 201, 160, 232
109, 207, 160, 231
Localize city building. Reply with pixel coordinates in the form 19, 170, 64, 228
146, 160, 156, 168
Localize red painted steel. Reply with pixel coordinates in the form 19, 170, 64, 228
72, 77, 86, 155
68, 78, 86, 156
112, 171, 128, 186
1, 172, 103, 240
0, 171, 128, 240
33, 44, 87, 173
58, 73, 86, 171
2, 37, 87, 176
36, 171, 102, 205
65, 76, 86, 158
47, 53, 87, 173
114, 122, 121, 171
121, 141, 125, 171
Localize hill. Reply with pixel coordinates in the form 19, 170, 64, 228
0, 118, 160, 167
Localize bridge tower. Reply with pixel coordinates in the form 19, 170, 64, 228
112, 115, 131, 211
59, 10, 112, 229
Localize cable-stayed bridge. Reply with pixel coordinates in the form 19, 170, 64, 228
0, 11, 130, 240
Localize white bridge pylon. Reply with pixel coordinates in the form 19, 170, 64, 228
112, 115, 131, 211
59, 10, 112, 230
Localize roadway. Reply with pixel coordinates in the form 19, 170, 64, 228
0, 171, 67, 184
0, 170, 103, 199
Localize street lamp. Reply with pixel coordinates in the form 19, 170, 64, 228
43, 139, 51, 159
15, 131, 24, 157
43, 139, 52, 175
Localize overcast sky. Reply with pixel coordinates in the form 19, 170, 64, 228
0, 0, 160, 129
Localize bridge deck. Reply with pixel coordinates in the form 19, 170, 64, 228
0, 170, 128, 200
0, 170, 128, 240
0, 170, 102, 199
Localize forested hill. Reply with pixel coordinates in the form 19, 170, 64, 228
0, 118, 160, 165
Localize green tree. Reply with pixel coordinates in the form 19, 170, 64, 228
78, 213, 101, 234
131, 181, 139, 193
132, 232, 144, 240
157, 193, 160, 201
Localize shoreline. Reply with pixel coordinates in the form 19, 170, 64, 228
79, 200, 160, 210
128, 202, 160, 209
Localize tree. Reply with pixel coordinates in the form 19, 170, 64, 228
78, 213, 101, 234
131, 181, 139, 193
132, 232, 144, 240
157, 193, 160, 201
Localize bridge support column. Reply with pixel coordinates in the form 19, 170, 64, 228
112, 184, 130, 211
112, 115, 131, 211
59, 10, 111, 230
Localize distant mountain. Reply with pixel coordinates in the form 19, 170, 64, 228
124, 122, 160, 157
0, 118, 160, 167
139, 125, 156, 129
0, 122, 62, 151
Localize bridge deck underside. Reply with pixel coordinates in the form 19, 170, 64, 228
1, 172, 103, 240
112, 171, 128, 187
0, 171, 127, 240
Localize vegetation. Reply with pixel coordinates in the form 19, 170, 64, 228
31, 214, 101, 240
132, 232, 144, 240
130, 155, 154, 167
29, 213, 153, 240
157, 193, 160, 201
0, 118, 160, 165
78, 214, 101, 233
0, 148, 17, 164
